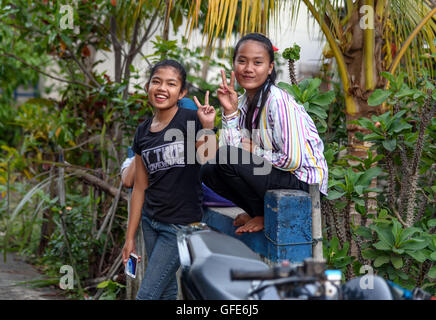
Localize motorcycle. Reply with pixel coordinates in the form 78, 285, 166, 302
176, 222, 434, 300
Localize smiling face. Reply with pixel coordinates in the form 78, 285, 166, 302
233, 40, 274, 97
146, 66, 187, 110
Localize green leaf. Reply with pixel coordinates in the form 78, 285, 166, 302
380, 72, 396, 84
401, 238, 428, 251
392, 219, 403, 243
368, 89, 392, 106
390, 256, 403, 269
356, 117, 378, 132
362, 249, 379, 259
398, 227, 421, 244
311, 91, 335, 106
326, 190, 346, 200
374, 255, 390, 267
428, 219, 436, 228
354, 185, 364, 195
414, 92, 426, 100
355, 226, 373, 240
97, 281, 110, 289
383, 139, 397, 152
373, 225, 395, 247
352, 197, 365, 206
429, 251, 436, 261
428, 266, 436, 279
363, 133, 385, 141
338, 241, 350, 257
394, 74, 406, 91
308, 105, 328, 119
334, 201, 348, 210
406, 250, 427, 263
60, 34, 72, 48
355, 203, 367, 216
391, 121, 412, 133
378, 209, 388, 218
358, 166, 382, 186
397, 270, 409, 280
374, 240, 392, 251
306, 78, 322, 95
330, 236, 340, 250
277, 82, 293, 94
392, 248, 405, 254
394, 88, 415, 99
363, 187, 383, 193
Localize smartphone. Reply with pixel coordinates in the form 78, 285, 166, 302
125, 253, 138, 279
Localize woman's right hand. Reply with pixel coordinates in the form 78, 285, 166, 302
122, 238, 141, 267
217, 70, 238, 116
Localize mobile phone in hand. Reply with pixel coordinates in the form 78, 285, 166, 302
125, 253, 138, 279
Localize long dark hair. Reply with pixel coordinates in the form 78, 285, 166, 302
233, 33, 277, 132
147, 59, 187, 92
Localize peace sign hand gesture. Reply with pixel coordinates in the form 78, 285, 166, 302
193, 90, 216, 130
217, 70, 238, 116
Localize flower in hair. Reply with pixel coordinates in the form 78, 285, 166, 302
272, 45, 279, 52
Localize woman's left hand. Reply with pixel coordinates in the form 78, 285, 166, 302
194, 91, 216, 130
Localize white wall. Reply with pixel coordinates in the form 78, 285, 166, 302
42, 2, 324, 99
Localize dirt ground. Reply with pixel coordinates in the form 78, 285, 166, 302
0, 252, 66, 300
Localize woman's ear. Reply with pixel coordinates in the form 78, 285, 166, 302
145, 83, 149, 93
268, 61, 275, 75
178, 88, 188, 100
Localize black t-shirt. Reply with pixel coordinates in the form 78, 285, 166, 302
132, 107, 203, 225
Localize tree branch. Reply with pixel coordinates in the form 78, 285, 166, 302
131, 2, 163, 58
0, 52, 94, 89
64, 166, 129, 202
67, 47, 101, 88
110, 15, 123, 83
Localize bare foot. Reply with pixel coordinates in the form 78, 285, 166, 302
235, 216, 264, 235
233, 213, 251, 226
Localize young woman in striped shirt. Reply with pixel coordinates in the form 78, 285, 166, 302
200, 33, 328, 234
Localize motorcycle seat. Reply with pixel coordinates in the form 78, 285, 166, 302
187, 230, 271, 300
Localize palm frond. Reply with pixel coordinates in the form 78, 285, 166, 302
185, 0, 278, 50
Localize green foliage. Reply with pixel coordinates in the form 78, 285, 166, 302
323, 70, 436, 293
323, 236, 355, 277
327, 148, 382, 210
2, 0, 435, 300
277, 78, 335, 133
282, 44, 301, 61
358, 214, 436, 291
1, 0, 233, 300
96, 280, 125, 300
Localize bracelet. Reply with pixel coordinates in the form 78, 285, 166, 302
222, 110, 238, 119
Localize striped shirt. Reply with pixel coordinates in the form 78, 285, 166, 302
219, 85, 328, 195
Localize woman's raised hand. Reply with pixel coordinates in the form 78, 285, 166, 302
217, 70, 238, 116
194, 90, 216, 130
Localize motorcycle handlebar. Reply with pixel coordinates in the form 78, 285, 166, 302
230, 266, 296, 281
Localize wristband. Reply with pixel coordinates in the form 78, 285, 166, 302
222, 110, 238, 120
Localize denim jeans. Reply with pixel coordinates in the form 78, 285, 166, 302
136, 213, 182, 300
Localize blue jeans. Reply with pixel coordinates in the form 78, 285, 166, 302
136, 214, 182, 300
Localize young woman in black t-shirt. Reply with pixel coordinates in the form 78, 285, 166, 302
122, 60, 216, 300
